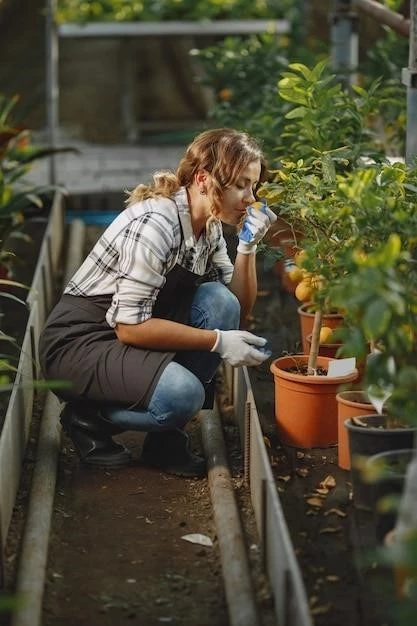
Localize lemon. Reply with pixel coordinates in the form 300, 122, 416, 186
251, 201, 264, 210
294, 249, 307, 267
295, 279, 313, 302
287, 266, 303, 283
319, 326, 334, 344
310, 274, 324, 291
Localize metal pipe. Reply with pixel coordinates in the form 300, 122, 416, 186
330, 0, 359, 86
404, 0, 417, 163
200, 405, 261, 626
45, 0, 59, 185
353, 0, 410, 37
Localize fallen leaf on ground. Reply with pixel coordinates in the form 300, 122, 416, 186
319, 526, 342, 534
296, 467, 309, 477
306, 497, 324, 508
277, 474, 291, 482
326, 575, 341, 582
311, 603, 332, 616
320, 475, 336, 489
324, 508, 346, 518
181, 534, 213, 547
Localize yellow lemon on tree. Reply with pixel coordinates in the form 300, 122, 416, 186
319, 326, 334, 344
287, 266, 304, 283
294, 249, 307, 267
295, 279, 313, 302
310, 274, 325, 291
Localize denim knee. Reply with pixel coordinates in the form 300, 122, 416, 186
148, 365, 206, 429
191, 282, 240, 331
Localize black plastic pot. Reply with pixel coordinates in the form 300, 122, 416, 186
366, 448, 414, 543
345, 415, 416, 511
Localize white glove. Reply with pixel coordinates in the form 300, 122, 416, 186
237, 200, 277, 255
211, 329, 271, 367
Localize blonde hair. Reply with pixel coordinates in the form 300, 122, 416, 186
126, 128, 268, 214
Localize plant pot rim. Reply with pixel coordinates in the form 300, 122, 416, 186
297, 302, 344, 318
345, 415, 417, 435
306, 332, 342, 349
270, 354, 358, 385
336, 390, 373, 407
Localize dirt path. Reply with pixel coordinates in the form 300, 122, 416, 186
43, 423, 230, 626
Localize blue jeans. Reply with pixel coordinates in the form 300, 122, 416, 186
101, 282, 240, 431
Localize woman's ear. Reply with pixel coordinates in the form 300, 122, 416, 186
195, 169, 209, 195
194, 169, 208, 186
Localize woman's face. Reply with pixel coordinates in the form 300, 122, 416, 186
218, 160, 262, 226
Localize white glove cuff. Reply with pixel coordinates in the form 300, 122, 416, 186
237, 241, 258, 255
211, 329, 221, 352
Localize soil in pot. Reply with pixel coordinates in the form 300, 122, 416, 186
345, 415, 416, 511
270, 354, 358, 449
366, 448, 414, 544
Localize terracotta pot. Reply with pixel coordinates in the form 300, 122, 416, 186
306, 333, 342, 358
297, 303, 345, 354
270, 355, 358, 448
345, 415, 416, 510
336, 390, 377, 471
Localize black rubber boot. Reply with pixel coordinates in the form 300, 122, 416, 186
140, 429, 206, 478
60, 403, 132, 468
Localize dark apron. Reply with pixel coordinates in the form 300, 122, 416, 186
38, 262, 202, 409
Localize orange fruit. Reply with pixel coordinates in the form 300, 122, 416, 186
218, 88, 233, 101
295, 279, 313, 302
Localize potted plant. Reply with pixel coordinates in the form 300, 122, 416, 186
257, 59, 405, 449
259, 60, 399, 368
329, 223, 417, 507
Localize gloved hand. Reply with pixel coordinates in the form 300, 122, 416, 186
211, 329, 272, 367
237, 200, 277, 255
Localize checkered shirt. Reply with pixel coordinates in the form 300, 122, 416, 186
64, 187, 234, 327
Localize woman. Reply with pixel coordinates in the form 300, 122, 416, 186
39, 128, 276, 478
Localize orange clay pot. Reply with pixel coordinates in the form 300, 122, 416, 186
270, 355, 358, 449
336, 390, 377, 470
297, 303, 345, 354
306, 333, 342, 358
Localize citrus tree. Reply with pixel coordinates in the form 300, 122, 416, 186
257, 59, 404, 373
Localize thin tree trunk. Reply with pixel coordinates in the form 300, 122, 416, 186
308, 309, 322, 375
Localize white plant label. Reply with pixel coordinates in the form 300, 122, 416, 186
327, 358, 356, 378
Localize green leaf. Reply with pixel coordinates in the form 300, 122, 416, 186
363, 299, 392, 336
285, 106, 307, 119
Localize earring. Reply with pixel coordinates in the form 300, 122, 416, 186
200, 187, 207, 195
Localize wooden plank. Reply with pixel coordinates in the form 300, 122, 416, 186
0, 194, 64, 586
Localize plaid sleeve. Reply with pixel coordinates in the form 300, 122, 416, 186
106, 212, 180, 327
